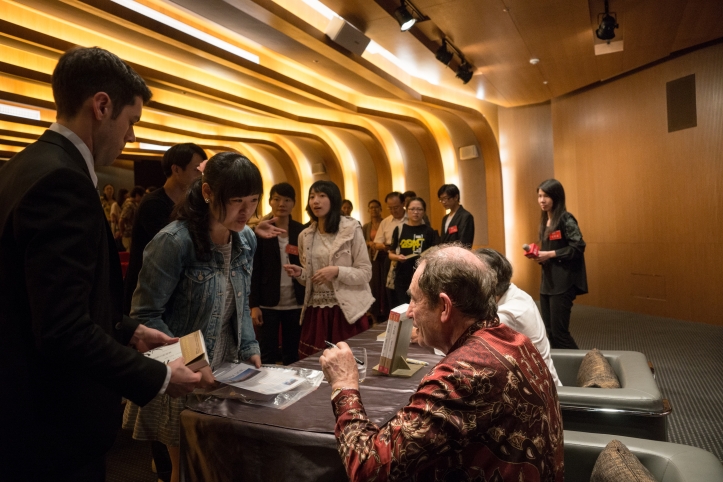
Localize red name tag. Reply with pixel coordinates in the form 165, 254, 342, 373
448, 225, 458, 234
285, 244, 299, 256
549, 230, 562, 241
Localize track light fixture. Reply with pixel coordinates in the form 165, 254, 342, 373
455, 62, 473, 84
596, 0, 618, 42
394, 0, 429, 32
435, 40, 453, 65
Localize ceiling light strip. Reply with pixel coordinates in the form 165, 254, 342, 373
110, 0, 260, 64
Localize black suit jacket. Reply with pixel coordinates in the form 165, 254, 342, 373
0, 130, 167, 479
440, 205, 475, 247
249, 219, 305, 308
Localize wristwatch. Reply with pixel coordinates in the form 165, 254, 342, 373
331, 387, 356, 401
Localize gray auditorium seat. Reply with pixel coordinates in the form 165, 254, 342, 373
553, 349, 672, 441
564, 430, 723, 482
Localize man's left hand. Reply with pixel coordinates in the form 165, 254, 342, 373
130, 324, 178, 353
319, 342, 359, 391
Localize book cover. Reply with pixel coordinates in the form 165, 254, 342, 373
143, 330, 209, 372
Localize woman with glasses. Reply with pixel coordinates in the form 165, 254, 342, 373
388, 197, 439, 305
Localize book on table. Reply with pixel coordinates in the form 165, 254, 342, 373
142, 330, 209, 372
375, 304, 422, 377
212, 362, 306, 401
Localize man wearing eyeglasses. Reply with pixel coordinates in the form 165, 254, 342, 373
438, 183, 475, 247
372, 192, 407, 314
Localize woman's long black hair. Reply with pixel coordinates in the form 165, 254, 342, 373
175, 152, 263, 261
537, 178, 567, 242
306, 180, 342, 234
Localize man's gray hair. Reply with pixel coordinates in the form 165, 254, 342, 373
416, 244, 497, 322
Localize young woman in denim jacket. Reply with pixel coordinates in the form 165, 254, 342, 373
123, 152, 283, 482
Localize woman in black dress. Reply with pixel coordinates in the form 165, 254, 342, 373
529, 179, 587, 349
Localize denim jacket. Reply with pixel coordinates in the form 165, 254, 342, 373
130, 220, 260, 362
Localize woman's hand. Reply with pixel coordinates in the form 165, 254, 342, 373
256, 217, 286, 239
247, 354, 262, 368
535, 250, 556, 264
198, 365, 218, 390
251, 307, 263, 326
283, 264, 302, 278
311, 266, 339, 284
390, 253, 407, 263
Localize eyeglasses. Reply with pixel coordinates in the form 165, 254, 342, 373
438, 197, 451, 203
408, 208, 424, 212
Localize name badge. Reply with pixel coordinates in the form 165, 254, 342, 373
448, 225, 458, 234
549, 230, 562, 241
285, 244, 299, 256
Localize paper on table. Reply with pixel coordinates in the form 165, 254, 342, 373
213, 362, 305, 395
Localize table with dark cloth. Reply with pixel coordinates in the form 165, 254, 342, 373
180, 324, 439, 482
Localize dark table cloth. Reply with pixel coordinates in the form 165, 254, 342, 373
180, 324, 440, 482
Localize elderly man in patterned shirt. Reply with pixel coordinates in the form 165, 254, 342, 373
320, 244, 564, 482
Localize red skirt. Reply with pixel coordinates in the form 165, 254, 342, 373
298, 305, 369, 360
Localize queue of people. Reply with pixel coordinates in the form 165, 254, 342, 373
0, 45, 586, 482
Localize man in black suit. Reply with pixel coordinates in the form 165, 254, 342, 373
0, 47, 201, 481
250, 182, 306, 365
438, 183, 475, 247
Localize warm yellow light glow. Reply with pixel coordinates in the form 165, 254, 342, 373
109, 0, 259, 63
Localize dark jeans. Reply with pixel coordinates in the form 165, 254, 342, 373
540, 287, 579, 349
259, 308, 302, 365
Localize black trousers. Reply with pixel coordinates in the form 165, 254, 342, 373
258, 307, 303, 365
540, 287, 579, 349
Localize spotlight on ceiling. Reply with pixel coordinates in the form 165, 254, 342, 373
435, 40, 454, 65
596, 0, 618, 42
394, 2, 416, 31
456, 62, 473, 84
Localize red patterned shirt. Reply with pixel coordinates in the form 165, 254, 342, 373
332, 320, 564, 481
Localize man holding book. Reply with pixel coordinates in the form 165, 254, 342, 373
320, 245, 564, 482
0, 47, 201, 481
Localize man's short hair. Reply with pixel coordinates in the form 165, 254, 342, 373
475, 248, 513, 297
52, 47, 152, 120
130, 186, 145, 198
417, 244, 497, 322
161, 143, 207, 178
270, 182, 296, 202
385, 191, 403, 203
437, 184, 460, 199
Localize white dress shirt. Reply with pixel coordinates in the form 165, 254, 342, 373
48, 123, 172, 394
497, 283, 562, 386
373, 213, 408, 246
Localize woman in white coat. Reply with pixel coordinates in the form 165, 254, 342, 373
284, 181, 374, 359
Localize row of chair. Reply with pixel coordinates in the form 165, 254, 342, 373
552, 349, 723, 481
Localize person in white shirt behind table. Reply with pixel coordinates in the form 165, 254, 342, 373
475, 248, 562, 386
372, 191, 407, 312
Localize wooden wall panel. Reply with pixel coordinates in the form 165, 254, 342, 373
498, 102, 555, 297
552, 42, 723, 325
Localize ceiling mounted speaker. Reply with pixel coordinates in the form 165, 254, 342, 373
325, 16, 370, 56
459, 145, 479, 160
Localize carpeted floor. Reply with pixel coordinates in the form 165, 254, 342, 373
105, 305, 723, 480
567, 304, 723, 462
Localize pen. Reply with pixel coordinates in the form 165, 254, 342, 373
406, 358, 428, 366
324, 340, 364, 365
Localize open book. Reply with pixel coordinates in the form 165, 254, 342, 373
142, 330, 209, 372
